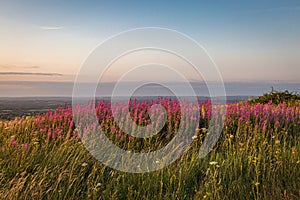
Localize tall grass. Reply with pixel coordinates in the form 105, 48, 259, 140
0, 98, 299, 199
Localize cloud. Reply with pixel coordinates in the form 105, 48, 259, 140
40, 26, 64, 30
0, 65, 40, 69
0, 72, 63, 76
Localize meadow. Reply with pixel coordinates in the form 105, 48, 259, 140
0, 92, 299, 199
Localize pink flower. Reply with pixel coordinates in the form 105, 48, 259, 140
11, 139, 17, 146
190, 116, 197, 121
118, 131, 122, 137
23, 144, 28, 151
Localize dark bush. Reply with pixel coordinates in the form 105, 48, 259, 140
248, 87, 300, 106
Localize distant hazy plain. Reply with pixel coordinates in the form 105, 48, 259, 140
0, 81, 299, 97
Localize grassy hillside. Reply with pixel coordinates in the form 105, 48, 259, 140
0, 97, 299, 199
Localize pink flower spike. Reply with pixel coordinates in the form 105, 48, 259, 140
11, 139, 17, 146
24, 144, 28, 151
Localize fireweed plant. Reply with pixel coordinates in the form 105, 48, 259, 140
0, 96, 299, 199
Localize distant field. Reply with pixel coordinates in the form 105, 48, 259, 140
0, 97, 72, 120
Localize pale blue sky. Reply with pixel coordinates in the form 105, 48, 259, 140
0, 1, 299, 92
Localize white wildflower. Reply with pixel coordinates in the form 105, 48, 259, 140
209, 161, 218, 165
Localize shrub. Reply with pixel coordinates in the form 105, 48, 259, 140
248, 87, 300, 106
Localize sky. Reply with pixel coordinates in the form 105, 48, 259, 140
0, 1, 299, 96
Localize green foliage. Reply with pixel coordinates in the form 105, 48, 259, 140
249, 87, 300, 106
